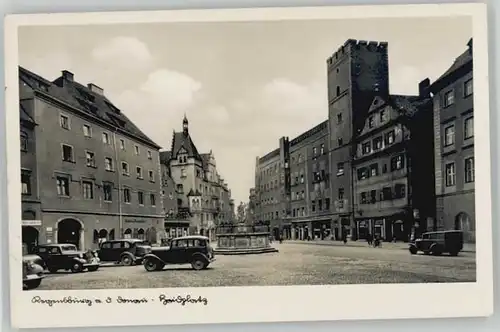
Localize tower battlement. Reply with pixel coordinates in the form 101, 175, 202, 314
327, 39, 388, 65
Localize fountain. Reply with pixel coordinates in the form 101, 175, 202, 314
214, 223, 279, 255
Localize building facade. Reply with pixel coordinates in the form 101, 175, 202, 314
159, 116, 233, 240
352, 82, 435, 242
20, 67, 164, 252
430, 39, 475, 243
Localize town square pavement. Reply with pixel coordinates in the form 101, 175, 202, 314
34, 242, 476, 290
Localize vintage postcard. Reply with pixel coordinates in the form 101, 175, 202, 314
4, 3, 493, 329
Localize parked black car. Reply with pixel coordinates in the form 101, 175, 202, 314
98, 239, 152, 266
22, 255, 44, 290
143, 235, 215, 272
409, 230, 464, 256
34, 244, 100, 273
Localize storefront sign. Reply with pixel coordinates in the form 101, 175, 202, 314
359, 221, 367, 227
125, 219, 147, 223
375, 220, 384, 226
22, 220, 41, 227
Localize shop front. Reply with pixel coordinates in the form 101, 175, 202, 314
165, 221, 190, 238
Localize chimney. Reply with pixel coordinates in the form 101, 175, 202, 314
418, 78, 431, 98
87, 83, 104, 95
467, 38, 473, 55
62, 70, 74, 82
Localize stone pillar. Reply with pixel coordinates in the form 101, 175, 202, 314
307, 222, 313, 239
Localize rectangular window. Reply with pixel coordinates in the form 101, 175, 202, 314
149, 170, 155, 182
56, 176, 70, 196
395, 184, 406, 199
123, 188, 131, 203
368, 116, 374, 128
137, 191, 144, 205
103, 182, 113, 201
464, 79, 473, 97
136, 166, 143, 179
120, 139, 125, 150
391, 154, 405, 171
147, 150, 152, 160
134, 145, 140, 155
370, 190, 377, 204
300, 174, 304, 183
337, 113, 343, 124
444, 90, 454, 107
357, 167, 369, 180
362, 142, 371, 154
121, 162, 129, 175
82, 181, 94, 199
325, 198, 330, 210
337, 162, 345, 176
445, 163, 456, 187
21, 171, 31, 195
381, 187, 392, 201
60, 114, 70, 130
104, 157, 113, 171
380, 109, 387, 122
370, 163, 378, 177
464, 116, 474, 139
83, 152, 94, 169
20, 132, 28, 151
465, 157, 475, 183
318, 199, 323, 211
373, 136, 383, 150
83, 124, 92, 137
181, 169, 187, 178
338, 188, 345, 200
384, 131, 395, 145
360, 192, 367, 204
313, 147, 317, 155
311, 200, 316, 212
102, 132, 110, 144
338, 137, 343, 146
444, 124, 455, 146
62, 144, 74, 162
320, 144, 325, 155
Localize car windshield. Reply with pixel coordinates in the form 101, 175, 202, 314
61, 245, 77, 251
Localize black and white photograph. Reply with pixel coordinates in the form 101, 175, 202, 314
5, 3, 493, 328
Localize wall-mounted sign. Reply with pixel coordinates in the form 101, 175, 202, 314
46, 227, 53, 232
22, 220, 41, 227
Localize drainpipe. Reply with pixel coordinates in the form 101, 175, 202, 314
112, 130, 123, 237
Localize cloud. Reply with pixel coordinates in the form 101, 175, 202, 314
205, 105, 230, 125
20, 52, 74, 81
91, 36, 153, 70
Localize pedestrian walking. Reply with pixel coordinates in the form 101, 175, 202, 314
367, 233, 373, 246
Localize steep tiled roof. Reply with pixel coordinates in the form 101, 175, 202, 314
159, 150, 172, 165
19, 66, 161, 149
171, 131, 202, 161
431, 38, 472, 91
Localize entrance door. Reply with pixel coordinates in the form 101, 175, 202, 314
57, 219, 82, 249
22, 226, 39, 254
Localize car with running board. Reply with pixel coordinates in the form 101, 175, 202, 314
34, 243, 100, 273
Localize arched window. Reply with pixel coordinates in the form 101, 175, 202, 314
98, 229, 108, 243
137, 228, 145, 240
93, 230, 99, 243
20, 131, 28, 151
124, 228, 132, 239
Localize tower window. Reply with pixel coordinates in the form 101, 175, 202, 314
336, 86, 340, 96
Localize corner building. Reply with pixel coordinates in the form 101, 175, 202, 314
326, 39, 389, 240
20, 67, 164, 251
430, 39, 475, 243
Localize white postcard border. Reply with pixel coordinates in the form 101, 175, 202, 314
4, 3, 493, 329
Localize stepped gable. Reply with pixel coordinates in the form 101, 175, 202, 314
19, 66, 161, 149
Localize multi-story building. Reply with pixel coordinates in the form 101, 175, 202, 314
327, 39, 390, 241
352, 80, 435, 242
159, 116, 233, 240
430, 38, 475, 243
19, 67, 164, 251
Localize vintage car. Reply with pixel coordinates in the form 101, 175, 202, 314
34, 244, 100, 273
97, 239, 152, 266
22, 255, 45, 290
409, 230, 464, 256
142, 235, 215, 272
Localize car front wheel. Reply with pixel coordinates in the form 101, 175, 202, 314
144, 259, 158, 272
121, 255, 134, 266
71, 262, 83, 273
409, 246, 418, 255
191, 259, 206, 271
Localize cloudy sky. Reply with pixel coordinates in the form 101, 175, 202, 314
18, 16, 471, 205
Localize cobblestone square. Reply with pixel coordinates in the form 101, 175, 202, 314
36, 242, 476, 290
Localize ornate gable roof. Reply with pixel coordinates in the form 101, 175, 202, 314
171, 131, 202, 161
